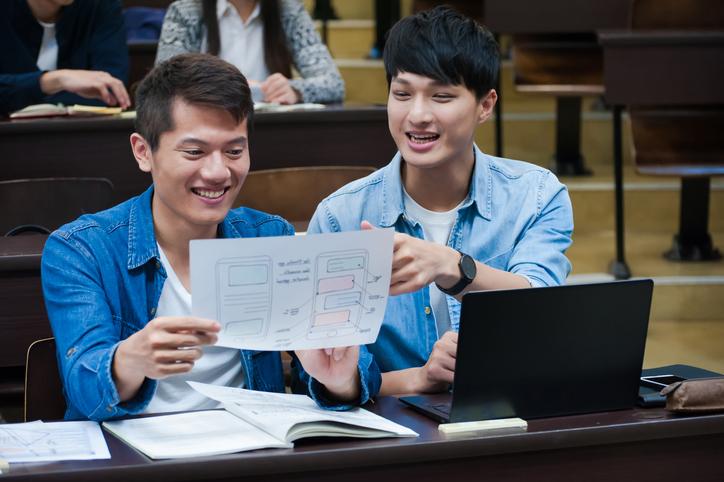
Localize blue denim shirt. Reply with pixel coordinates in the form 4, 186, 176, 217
308, 146, 573, 373
42, 186, 380, 420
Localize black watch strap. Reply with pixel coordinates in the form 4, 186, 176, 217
436, 251, 476, 296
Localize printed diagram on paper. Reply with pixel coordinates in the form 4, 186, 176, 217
308, 250, 368, 339
0, 421, 110, 463
191, 229, 393, 350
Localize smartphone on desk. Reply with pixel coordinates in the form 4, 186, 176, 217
640, 374, 686, 391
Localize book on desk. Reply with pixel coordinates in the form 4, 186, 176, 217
9, 103, 123, 119
102, 381, 417, 460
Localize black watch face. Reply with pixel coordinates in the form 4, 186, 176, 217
460, 254, 476, 280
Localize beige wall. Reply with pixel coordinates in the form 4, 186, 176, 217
302, 0, 414, 20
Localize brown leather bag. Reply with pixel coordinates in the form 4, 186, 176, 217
661, 377, 724, 414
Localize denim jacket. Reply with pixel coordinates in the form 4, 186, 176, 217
308, 146, 574, 373
42, 186, 380, 420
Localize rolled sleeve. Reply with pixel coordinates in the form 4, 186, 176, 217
42, 231, 154, 421
508, 172, 574, 287
292, 348, 381, 410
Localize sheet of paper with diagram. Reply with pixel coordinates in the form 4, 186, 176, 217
0, 421, 110, 463
191, 229, 393, 350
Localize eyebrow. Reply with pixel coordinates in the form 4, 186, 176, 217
176, 136, 247, 147
391, 77, 448, 88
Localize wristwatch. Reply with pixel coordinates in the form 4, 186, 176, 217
436, 251, 476, 296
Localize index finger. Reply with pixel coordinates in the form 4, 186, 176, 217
109, 79, 131, 109
261, 74, 282, 90
156, 317, 221, 333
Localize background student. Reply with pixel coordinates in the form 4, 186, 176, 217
155, 0, 344, 104
41, 54, 376, 421
308, 7, 574, 396
0, 0, 130, 115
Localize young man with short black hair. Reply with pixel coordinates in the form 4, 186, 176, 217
308, 7, 573, 395
42, 54, 377, 421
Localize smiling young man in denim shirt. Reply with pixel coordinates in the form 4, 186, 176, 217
41, 54, 378, 421
307, 7, 573, 396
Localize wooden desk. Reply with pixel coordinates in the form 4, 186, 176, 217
484, 0, 630, 33
484, 0, 631, 176
0, 106, 395, 204
2, 397, 723, 481
599, 31, 724, 272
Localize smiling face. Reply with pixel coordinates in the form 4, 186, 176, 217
131, 99, 250, 240
387, 72, 495, 173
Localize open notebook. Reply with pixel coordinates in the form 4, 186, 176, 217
9, 103, 123, 119
103, 382, 417, 459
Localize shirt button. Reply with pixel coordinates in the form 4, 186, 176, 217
66, 347, 77, 358
424, 306, 432, 315
107, 406, 113, 412
155, 260, 161, 269
150, 307, 157, 316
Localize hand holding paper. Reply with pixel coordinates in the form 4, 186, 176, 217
296, 345, 361, 402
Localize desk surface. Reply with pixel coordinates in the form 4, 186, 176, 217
0, 105, 395, 204
2, 397, 723, 481
0, 105, 389, 134
485, 0, 631, 33
599, 31, 724, 105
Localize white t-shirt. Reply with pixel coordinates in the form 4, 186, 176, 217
143, 244, 245, 414
202, 0, 270, 83
402, 189, 466, 338
36, 20, 58, 71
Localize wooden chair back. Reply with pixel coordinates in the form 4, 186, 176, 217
512, 34, 604, 94
235, 166, 376, 229
0, 177, 114, 236
24, 337, 66, 421
631, 108, 724, 176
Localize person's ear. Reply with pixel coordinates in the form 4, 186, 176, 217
130, 133, 153, 173
477, 89, 498, 124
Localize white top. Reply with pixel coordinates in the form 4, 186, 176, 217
36, 20, 58, 71
144, 244, 245, 414
402, 189, 466, 338
201, 0, 270, 83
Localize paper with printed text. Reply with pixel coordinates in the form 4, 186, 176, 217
191, 229, 393, 350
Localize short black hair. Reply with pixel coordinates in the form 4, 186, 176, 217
134, 53, 254, 151
383, 6, 499, 99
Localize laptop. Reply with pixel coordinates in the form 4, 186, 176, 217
400, 279, 654, 423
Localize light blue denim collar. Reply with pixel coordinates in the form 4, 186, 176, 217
125, 185, 245, 270
378, 144, 492, 228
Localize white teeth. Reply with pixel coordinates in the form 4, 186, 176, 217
408, 133, 439, 143
194, 189, 224, 199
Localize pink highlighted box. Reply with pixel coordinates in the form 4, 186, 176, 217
312, 310, 350, 327
317, 275, 354, 294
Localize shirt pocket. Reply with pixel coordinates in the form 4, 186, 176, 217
482, 246, 515, 271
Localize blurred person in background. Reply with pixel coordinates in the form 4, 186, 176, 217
156, 0, 344, 104
0, 0, 130, 115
